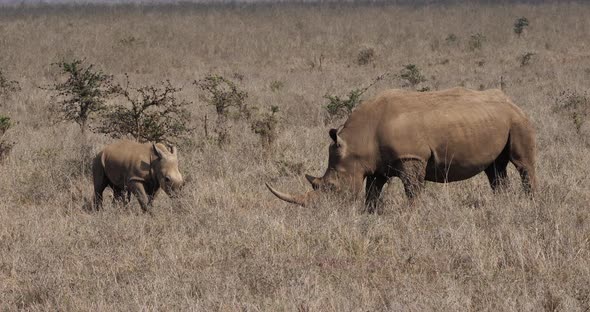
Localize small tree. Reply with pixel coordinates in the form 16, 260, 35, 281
514, 17, 529, 37
195, 74, 249, 146
50, 59, 116, 132
96, 78, 192, 144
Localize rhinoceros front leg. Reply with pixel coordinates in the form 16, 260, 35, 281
112, 186, 130, 206
365, 175, 388, 214
398, 159, 426, 206
128, 181, 153, 214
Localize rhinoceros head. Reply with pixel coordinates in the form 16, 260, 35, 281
267, 128, 365, 207
152, 143, 184, 196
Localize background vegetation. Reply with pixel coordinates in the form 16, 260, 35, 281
0, 2, 589, 310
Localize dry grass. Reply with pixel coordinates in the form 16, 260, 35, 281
1, 2, 590, 310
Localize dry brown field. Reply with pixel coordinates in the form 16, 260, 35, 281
1, 1, 590, 310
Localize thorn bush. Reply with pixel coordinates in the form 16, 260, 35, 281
96, 77, 192, 144
195, 74, 249, 146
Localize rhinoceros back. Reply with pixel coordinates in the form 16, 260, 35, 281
100, 140, 154, 188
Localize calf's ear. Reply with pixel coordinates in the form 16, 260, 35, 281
153, 143, 167, 159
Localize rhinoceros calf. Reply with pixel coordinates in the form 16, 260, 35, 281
267, 87, 537, 212
92, 140, 184, 212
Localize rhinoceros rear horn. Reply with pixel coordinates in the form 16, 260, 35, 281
265, 183, 310, 207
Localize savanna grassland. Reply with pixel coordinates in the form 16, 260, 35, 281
1, 1, 590, 310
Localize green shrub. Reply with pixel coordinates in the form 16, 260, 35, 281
270, 80, 284, 92
445, 33, 458, 45
324, 89, 364, 119
0, 70, 20, 99
324, 73, 388, 121
96, 78, 192, 144
400, 64, 426, 88
514, 17, 529, 37
251, 105, 280, 150
356, 48, 375, 66
519, 52, 536, 67
468, 33, 486, 51
49, 59, 116, 132
0, 114, 13, 161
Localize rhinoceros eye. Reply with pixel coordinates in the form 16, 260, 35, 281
165, 176, 171, 183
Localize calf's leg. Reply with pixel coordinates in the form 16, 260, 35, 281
92, 156, 108, 211
128, 181, 153, 214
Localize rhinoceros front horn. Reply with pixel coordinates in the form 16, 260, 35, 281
265, 183, 310, 207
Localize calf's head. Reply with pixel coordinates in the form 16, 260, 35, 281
267, 128, 365, 207
152, 143, 184, 196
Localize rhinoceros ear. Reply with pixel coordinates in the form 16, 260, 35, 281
329, 128, 338, 143
152, 143, 167, 160
329, 128, 346, 149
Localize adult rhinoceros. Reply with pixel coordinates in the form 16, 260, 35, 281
92, 140, 184, 212
267, 87, 537, 212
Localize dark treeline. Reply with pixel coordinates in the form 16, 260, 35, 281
0, 0, 582, 17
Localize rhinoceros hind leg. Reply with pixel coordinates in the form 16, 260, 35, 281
511, 160, 536, 196
365, 175, 388, 214
508, 125, 537, 196
398, 159, 426, 205
485, 145, 510, 192
92, 158, 109, 211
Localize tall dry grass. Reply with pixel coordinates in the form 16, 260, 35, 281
1, 2, 590, 310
